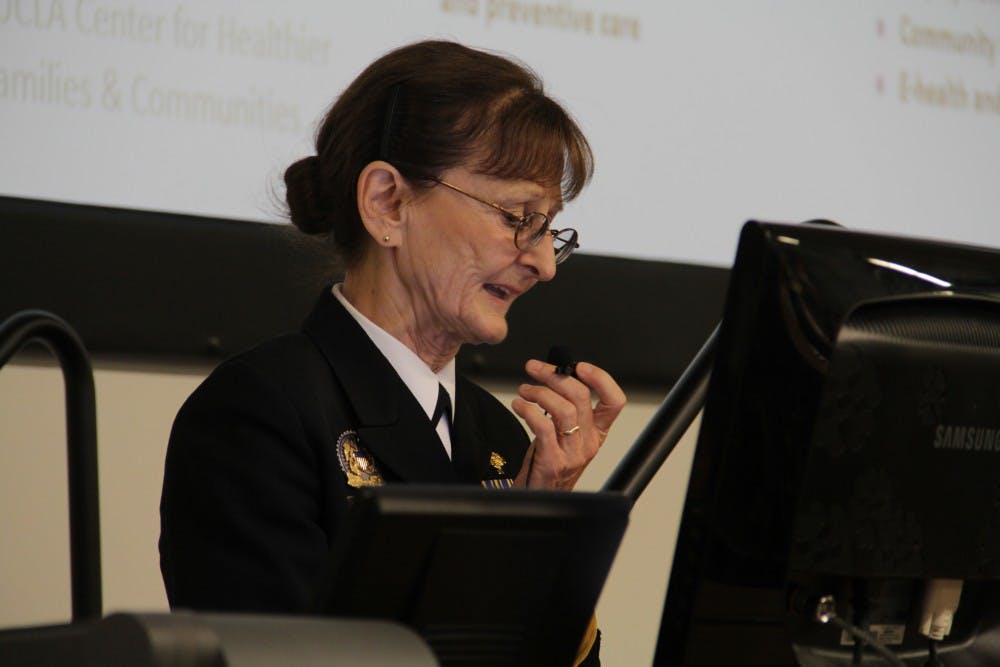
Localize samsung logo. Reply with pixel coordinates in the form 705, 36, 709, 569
933, 425, 1000, 451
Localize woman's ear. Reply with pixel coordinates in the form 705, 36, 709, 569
357, 160, 409, 247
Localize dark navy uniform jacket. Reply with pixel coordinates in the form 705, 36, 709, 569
159, 289, 530, 612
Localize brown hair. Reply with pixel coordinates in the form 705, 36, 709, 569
284, 40, 593, 268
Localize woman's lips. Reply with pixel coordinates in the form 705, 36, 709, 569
484, 283, 515, 300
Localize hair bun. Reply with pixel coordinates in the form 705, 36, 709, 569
284, 155, 331, 234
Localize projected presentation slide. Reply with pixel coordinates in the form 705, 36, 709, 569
1, 1, 998, 265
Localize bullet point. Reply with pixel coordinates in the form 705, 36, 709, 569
876, 76, 884, 94
876, 18, 885, 37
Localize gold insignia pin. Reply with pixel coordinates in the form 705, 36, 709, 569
489, 451, 506, 477
336, 430, 384, 488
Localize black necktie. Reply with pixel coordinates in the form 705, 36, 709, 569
431, 383, 452, 431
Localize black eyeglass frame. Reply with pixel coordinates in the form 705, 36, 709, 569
429, 177, 580, 264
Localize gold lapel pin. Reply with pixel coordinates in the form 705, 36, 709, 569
336, 430, 384, 488
489, 451, 506, 477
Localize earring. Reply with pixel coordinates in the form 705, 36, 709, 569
382, 235, 390, 244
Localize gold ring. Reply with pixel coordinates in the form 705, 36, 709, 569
559, 425, 581, 436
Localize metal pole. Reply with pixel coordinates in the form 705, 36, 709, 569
0, 310, 102, 622
602, 325, 718, 503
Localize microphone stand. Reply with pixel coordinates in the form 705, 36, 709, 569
602, 324, 718, 504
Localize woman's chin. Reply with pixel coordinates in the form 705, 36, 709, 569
466, 316, 509, 346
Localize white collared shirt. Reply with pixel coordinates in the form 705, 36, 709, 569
332, 284, 456, 459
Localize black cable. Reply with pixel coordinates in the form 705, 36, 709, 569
852, 593, 866, 667
823, 615, 905, 667
852, 642, 863, 666
924, 638, 943, 667
814, 595, 905, 667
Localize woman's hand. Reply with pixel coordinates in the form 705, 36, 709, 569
511, 359, 626, 490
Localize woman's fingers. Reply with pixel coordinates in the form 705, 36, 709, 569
521, 359, 627, 437
511, 397, 578, 489
512, 358, 628, 490
523, 360, 592, 422
517, 382, 581, 436
574, 361, 627, 435
511, 396, 558, 441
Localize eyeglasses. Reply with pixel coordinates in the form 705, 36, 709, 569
430, 177, 579, 264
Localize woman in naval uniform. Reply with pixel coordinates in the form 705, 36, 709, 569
158, 39, 626, 665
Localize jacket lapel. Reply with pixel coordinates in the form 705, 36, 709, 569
302, 290, 456, 484
452, 376, 497, 483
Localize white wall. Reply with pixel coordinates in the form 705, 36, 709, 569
0, 358, 697, 667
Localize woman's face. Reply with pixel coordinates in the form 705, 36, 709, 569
398, 165, 562, 348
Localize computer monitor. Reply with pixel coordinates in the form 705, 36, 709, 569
318, 485, 630, 667
656, 221, 1000, 665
